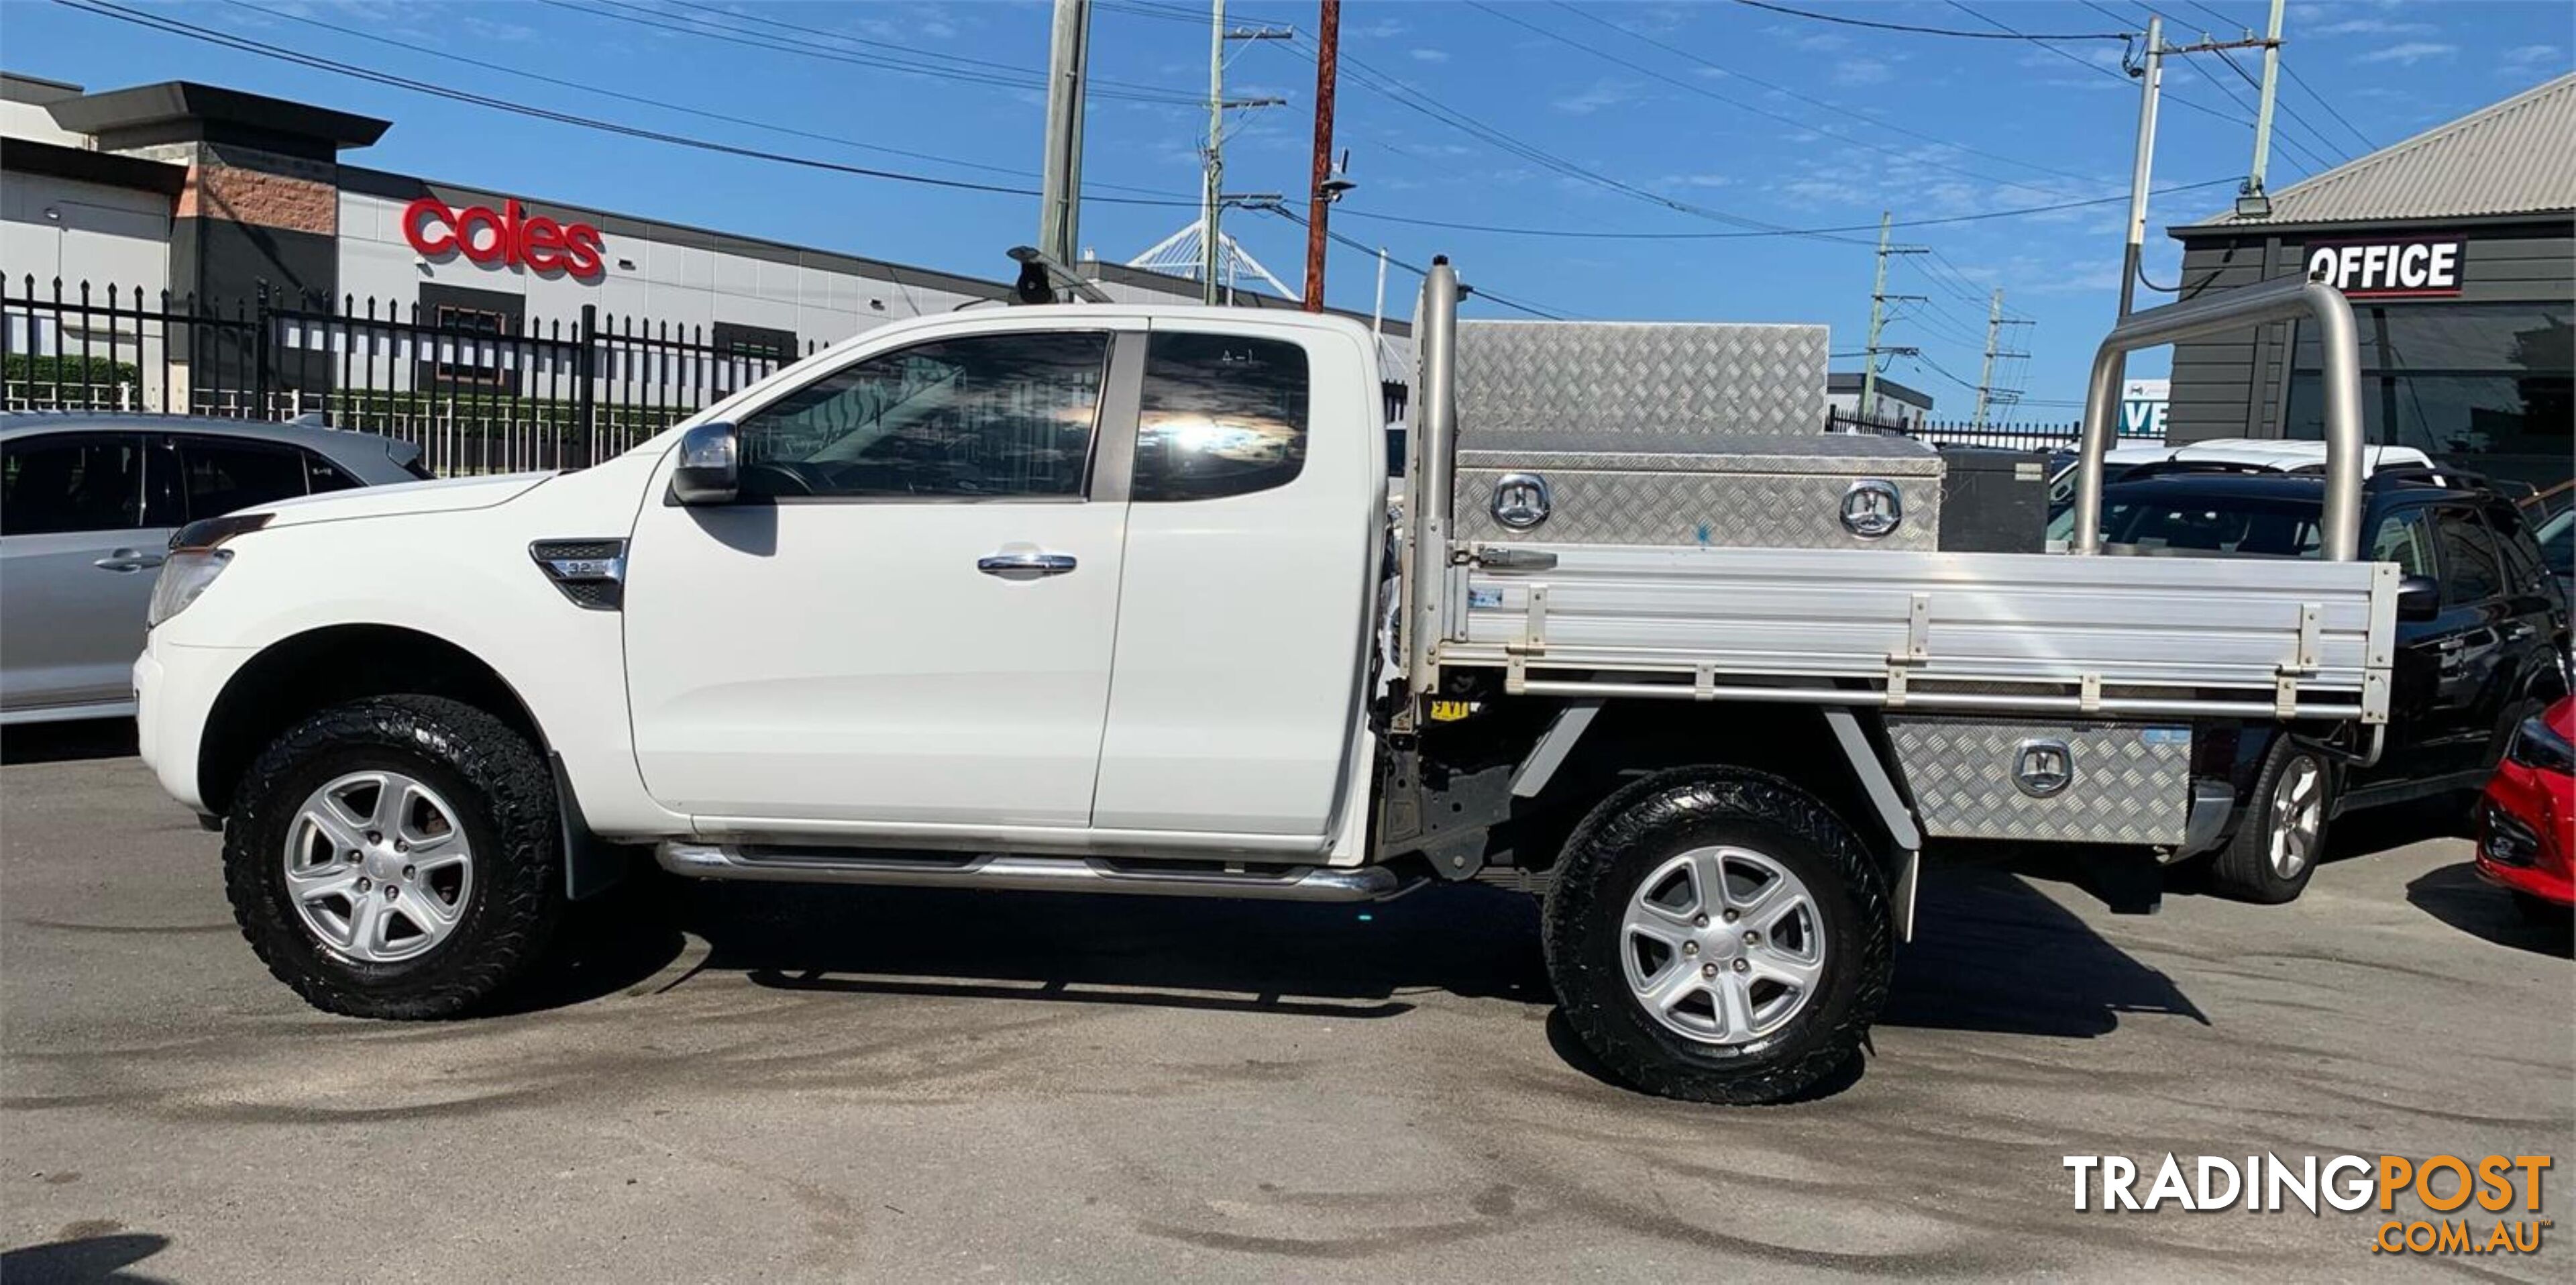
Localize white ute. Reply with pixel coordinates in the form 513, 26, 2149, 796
135, 259, 2396, 1103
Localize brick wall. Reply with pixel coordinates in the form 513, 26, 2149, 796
178, 163, 336, 236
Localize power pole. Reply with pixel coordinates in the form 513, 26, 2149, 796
1037, 0, 1093, 270
1972, 289, 2033, 429
1858, 210, 1925, 427
2116, 14, 2164, 321
1301, 0, 1341, 312
1195, 3, 1293, 304
1200, 0, 1226, 303
2243, 0, 2287, 214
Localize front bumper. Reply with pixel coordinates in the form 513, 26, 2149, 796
2473, 766, 2574, 907
132, 636, 252, 815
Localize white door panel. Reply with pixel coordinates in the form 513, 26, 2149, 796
621, 319, 1139, 829
1089, 323, 1381, 835
624, 501, 1124, 825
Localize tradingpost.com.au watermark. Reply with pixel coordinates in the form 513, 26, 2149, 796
2065, 1153, 2555, 1256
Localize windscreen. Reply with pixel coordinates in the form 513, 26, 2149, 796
2049, 492, 2327, 558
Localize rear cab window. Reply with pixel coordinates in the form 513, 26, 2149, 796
1132, 331, 1310, 503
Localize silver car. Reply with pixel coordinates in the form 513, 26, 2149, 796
1, 414, 428, 725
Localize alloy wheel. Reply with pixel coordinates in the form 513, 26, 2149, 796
1619, 845, 1825, 1046
282, 770, 475, 964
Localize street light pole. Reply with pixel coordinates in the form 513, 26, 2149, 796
2116, 15, 2165, 321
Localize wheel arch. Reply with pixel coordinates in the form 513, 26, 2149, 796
1517, 698, 1919, 895
197, 624, 547, 817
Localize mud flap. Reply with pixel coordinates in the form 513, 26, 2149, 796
551, 753, 629, 901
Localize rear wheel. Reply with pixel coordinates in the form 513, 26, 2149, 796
1544, 768, 1891, 1104
2211, 737, 2330, 904
225, 695, 566, 1018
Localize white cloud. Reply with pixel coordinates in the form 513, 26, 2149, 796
2313, 17, 2437, 35
1657, 172, 1732, 189
1552, 79, 1641, 115
2355, 42, 2459, 65
1832, 57, 1893, 87
2501, 44, 2562, 66
1409, 48, 1449, 64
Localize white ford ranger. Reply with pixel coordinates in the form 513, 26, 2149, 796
135, 260, 2397, 1103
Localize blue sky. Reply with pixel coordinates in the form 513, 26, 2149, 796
7, 0, 2569, 415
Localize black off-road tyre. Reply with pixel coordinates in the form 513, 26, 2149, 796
225, 695, 566, 1019
1543, 767, 1893, 1105
2210, 737, 2330, 905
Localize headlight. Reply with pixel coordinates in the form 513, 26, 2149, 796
2505, 715, 2574, 775
147, 549, 233, 627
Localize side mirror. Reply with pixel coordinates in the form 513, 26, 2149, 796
670, 421, 739, 505
2397, 574, 2440, 622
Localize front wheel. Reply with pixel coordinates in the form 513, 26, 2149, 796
224, 695, 566, 1019
1543, 768, 1892, 1104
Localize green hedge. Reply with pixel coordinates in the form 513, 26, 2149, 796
4, 354, 141, 391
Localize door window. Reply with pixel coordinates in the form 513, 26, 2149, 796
737, 331, 1110, 500
176, 436, 311, 519
2432, 508, 2504, 606
2367, 509, 2432, 576
1132, 332, 1309, 501
305, 452, 362, 494
1, 433, 145, 535
2480, 505, 2546, 594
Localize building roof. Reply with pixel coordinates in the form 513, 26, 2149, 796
1827, 371, 1933, 407
2182, 72, 2576, 230
47, 81, 390, 156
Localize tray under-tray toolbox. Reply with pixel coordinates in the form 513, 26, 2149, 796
1453, 430, 1945, 550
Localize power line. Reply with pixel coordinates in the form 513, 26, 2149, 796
1539, 1, 2121, 191
543, 0, 1205, 107
2282, 60, 2377, 152
56, 0, 1204, 209
1322, 176, 2241, 241
2202, 40, 2349, 166
1262, 204, 1573, 319
212, 0, 1172, 193
1263, 28, 1875, 244
1731, 0, 2126, 40
2124, 3, 2344, 168
1955, 0, 2282, 146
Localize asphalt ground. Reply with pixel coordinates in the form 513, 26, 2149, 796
3, 722, 2570, 1283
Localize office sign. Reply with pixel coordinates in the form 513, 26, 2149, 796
2304, 237, 2463, 299
404, 197, 606, 281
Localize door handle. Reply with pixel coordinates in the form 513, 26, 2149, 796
977, 551, 1077, 579
93, 548, 166, 573
2506, 623, 2537, 641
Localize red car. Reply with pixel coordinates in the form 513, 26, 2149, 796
2476, 697, 2575, 921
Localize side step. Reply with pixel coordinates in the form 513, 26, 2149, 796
656, 843, 1421, 903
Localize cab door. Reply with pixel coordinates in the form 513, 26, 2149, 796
621, 321, 1140, 829
2404, 504, 2516, 780
1088, 320, 1379, 837
0, 431, 166, 717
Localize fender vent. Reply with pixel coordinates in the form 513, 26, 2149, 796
530, 539, 627, 611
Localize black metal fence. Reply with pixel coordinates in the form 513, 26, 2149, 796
3, 275, 822, 474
